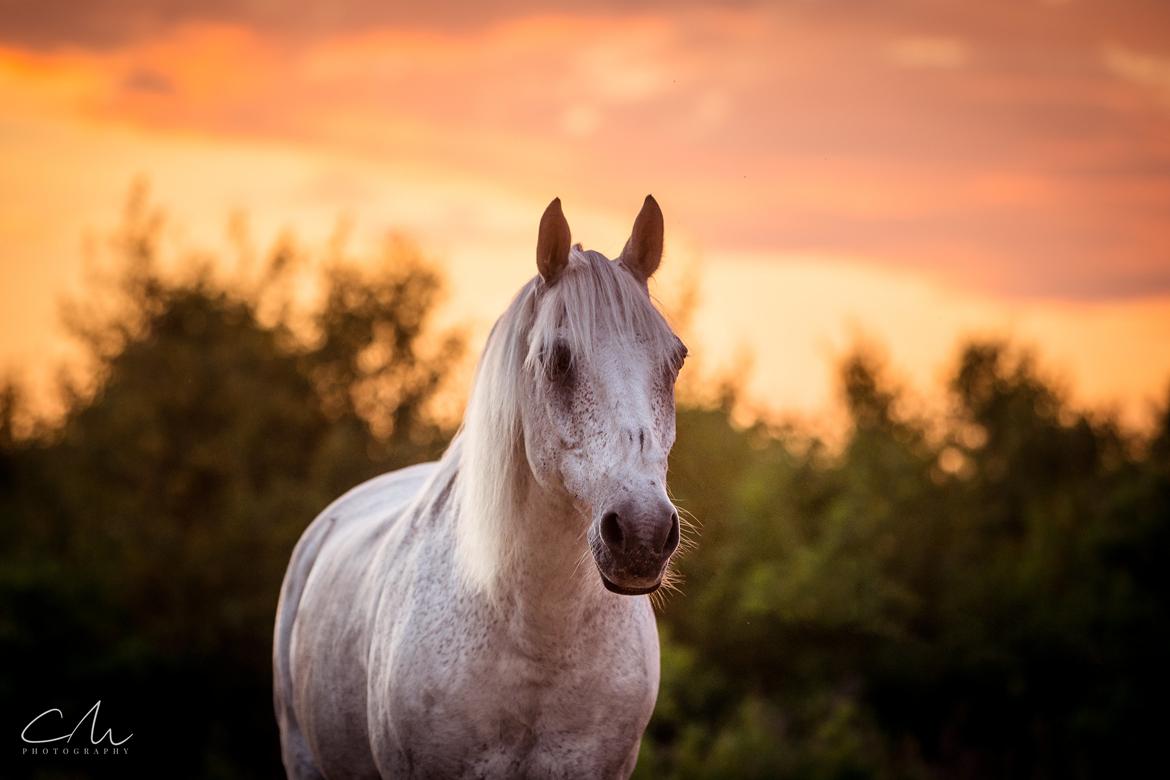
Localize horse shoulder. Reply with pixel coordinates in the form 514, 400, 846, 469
278, 462, 439, 777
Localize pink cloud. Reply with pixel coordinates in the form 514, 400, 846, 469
1, 2, 1169, 298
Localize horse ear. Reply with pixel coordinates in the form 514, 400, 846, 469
536, 198, 571, 282
620, 194, 664, 282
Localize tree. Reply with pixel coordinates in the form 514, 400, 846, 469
641, 342, 1170, 779
4, 188, 1168, 778
0, 188, 462, 778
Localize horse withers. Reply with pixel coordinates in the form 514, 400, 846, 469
273, 195, 689, 778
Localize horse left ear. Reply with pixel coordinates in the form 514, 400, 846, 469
620, 194, 664, 282
537, 198, 572, 282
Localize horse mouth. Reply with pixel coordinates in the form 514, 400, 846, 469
599, 572, 661, 596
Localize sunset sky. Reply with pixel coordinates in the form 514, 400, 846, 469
2, 0, 1169, 428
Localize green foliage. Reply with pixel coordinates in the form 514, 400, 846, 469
2, 197, 1167, 777
1, 198, 461, 778
647, 346, 1170, 779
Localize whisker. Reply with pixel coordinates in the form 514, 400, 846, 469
568, 549, 592, 581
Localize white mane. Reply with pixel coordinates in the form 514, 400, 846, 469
448, 247, 677, 596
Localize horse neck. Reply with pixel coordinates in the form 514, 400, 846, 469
493, 472, 613, 642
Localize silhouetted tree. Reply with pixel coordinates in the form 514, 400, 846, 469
3, 191, 1167, 779
0, 190, 462, 779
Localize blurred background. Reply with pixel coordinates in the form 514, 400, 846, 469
2, 1, 1169, 777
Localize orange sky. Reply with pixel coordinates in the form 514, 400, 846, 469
2, 0, 1169, 428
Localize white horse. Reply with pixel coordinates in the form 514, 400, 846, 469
273, 196, 688, 778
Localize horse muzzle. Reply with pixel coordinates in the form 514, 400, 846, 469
590, 495, 679, 595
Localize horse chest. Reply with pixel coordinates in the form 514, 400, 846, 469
372, 611, 657, 778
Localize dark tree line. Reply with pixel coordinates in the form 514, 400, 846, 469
2, 195, 1168, 778
642, 347, 1170, 779
2, 195, 460, 778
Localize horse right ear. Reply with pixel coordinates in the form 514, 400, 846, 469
536, 198, 571, 282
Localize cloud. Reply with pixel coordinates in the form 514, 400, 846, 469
886, 36, 969, 69
120, 66, 174, 95
0, 0, 720, 49
1102, 43, 1170, 105
561, 104, 601, 137
2, 2, 1170, 300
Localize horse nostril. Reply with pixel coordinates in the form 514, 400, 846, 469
663, 511, 680, 555
600, 511, 625, 551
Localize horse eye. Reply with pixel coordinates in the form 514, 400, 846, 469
670, 341, 688, 375
544, 341, 573, 383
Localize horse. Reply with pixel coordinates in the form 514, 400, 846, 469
273, 195, 689, 778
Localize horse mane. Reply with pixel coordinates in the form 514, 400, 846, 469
445, 246, 677, 597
